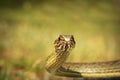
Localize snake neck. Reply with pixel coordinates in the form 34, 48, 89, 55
45, 50, 70, 74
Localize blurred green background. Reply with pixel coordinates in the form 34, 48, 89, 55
0, 0, 120, 80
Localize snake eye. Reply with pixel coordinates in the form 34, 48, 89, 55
70, 35, 75, 44
54, 35, 64, 45
59, 35, 65, 41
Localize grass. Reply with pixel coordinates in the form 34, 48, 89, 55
0, 0, 120, 80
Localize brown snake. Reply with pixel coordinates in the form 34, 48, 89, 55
45, 35, 120, 78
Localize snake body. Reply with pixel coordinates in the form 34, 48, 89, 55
45, 35, 120, 78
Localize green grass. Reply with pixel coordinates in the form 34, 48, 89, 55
0, 0, 120, 80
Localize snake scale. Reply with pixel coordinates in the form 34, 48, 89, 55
45, 35, 120, 78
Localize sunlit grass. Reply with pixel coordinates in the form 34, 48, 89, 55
0, 0, 120, 80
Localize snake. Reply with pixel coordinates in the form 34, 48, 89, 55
45, 35, 120, 78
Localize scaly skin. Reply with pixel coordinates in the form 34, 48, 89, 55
45, 35, 120, 78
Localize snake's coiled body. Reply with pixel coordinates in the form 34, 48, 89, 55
45, 35, 120, 78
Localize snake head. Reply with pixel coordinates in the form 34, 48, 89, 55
54, 35, 75, 52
